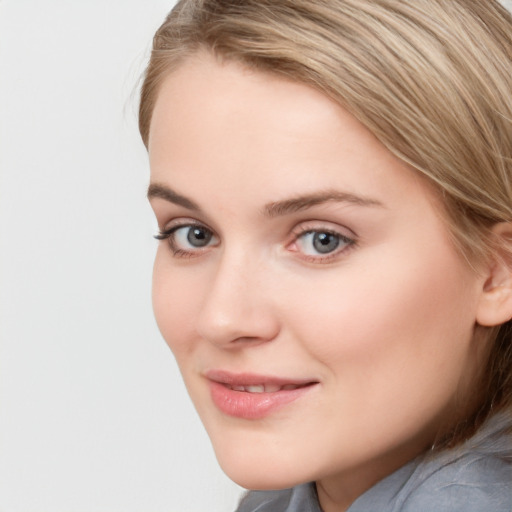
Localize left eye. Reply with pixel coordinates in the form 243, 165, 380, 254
297, 230, 352, 256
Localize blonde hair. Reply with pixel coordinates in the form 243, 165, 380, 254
139, 0, 512, 443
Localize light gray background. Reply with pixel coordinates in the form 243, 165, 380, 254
1, 1, 511, 511
0, 1, 242, 511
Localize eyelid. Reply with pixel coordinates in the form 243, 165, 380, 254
290, 219, 356, 241
155, 217, 216, 237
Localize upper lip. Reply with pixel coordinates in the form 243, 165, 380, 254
205, 369, 318, 388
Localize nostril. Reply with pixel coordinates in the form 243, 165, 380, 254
204, 333, 277, 350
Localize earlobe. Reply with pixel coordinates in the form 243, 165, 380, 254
476, 222, 512, 327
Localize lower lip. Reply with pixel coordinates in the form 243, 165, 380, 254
208, 381, 316, 420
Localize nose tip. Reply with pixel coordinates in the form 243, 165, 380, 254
197, 311, 279, 348
195, 264, 280, 348
197, 298, 280, 348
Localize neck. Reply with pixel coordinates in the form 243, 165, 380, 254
314, 435, 433, 512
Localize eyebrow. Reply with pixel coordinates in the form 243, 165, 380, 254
147, 183, 383, 217
263, 190, 384, 217
147, 183, 202, 212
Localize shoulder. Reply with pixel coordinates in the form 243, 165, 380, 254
235, 488, 294, 512
400, 451, 512, 512
400, 413, 512, 512
235, 483, 320, 512
350, 412, 512, 512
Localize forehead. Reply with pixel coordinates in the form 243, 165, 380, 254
148, 51, 356, 159
148, 51, 442, 221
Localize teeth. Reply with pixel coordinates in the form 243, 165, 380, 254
245, 385, 265, 393
228, 383, 302, 392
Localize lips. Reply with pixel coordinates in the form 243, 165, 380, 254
205, 370, 318, 419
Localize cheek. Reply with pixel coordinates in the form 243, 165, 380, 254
284, 241, 479, 395
152, 250, 202, 359
275, 246, 481, 459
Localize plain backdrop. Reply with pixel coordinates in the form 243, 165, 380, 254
0, 1, 242, 511
1, 1, 511, 512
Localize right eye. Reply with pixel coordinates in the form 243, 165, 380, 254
155, 224, 219, 256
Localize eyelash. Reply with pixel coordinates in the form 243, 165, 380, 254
154, 222, 218, 258
155, 222, 356, 263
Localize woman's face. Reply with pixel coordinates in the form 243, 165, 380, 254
148, 52, 486, 495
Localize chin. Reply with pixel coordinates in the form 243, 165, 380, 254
222, 464, 305, 491
213, 442, 313, 490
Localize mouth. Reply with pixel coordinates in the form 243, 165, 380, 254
223, 382, 312, 393
205, 370, 319, 419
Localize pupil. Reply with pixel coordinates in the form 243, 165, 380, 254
187, 227, 211, 247
313, 232, 339, 254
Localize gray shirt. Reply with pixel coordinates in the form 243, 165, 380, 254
236, 412, 512, 512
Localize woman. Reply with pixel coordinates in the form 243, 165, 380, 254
139, 1, 512, 510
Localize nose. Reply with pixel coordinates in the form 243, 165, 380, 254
196, 252, 280, 348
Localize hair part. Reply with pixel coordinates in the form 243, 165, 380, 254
139, 0, 512, 445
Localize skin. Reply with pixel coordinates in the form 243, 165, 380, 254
147, 51, 493, 512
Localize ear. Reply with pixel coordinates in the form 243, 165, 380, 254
476, 222, 512, 327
